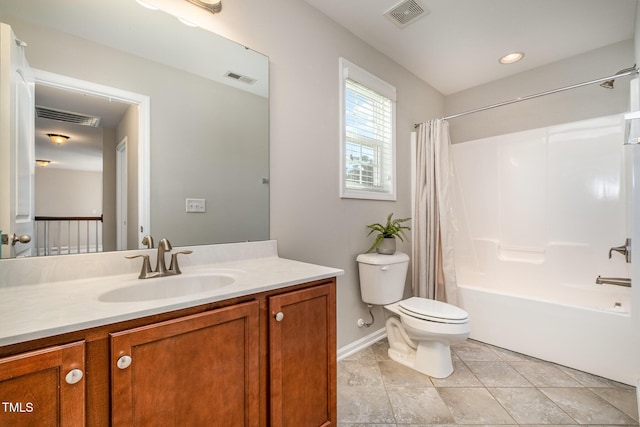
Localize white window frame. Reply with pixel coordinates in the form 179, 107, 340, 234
339, 57, 397, 200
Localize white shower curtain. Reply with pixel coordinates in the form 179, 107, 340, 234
413, 119, 458, 304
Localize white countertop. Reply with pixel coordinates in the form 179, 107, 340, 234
0, 241, 343, 347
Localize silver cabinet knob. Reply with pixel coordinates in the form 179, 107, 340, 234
274, 312, 284, 322
117, 355, 132, 369
65, 368, 84, 385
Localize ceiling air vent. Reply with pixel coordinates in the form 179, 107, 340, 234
384, 0, 430, 29
225, 71, 257, 85
36, 106, 101, 127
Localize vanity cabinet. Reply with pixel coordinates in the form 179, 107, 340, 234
0, 277, 336, 427
269, 284, 336, 427
0, 341, 86, 426
110, 301, 260, 426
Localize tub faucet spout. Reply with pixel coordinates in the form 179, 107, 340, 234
608, 238, 631, 263
595, 276, 631, 287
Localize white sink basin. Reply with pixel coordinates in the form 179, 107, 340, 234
99, 270, 240, 303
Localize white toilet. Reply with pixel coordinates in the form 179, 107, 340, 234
357, 252, 470, 378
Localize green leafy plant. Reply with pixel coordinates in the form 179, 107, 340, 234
366, 213, 411, 253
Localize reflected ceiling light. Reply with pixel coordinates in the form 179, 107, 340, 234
135, 0, 159, 10
36, 159, 51, 167
499, 52, 524, 64
47, 133, 70, 145
186, 0, 222, 14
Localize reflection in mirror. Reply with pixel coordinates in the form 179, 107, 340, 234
0, 0, 269, 259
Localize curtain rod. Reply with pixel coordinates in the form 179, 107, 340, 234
414, 66, 639, 127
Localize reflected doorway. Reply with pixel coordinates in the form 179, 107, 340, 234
32, 69, 150, 255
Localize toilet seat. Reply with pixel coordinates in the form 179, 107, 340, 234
398, 297, 468, 324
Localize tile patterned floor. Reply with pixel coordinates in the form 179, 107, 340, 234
338, 339, 639, 426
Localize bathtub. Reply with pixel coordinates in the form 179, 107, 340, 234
456, 246, 635, 385
450, 115, 638, 385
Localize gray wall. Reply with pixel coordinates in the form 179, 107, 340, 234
186, 0, 445, 348
445, 40, 634, 143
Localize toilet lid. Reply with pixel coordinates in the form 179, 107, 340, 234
398, 297, 469, 324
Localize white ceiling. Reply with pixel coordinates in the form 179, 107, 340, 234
303, 0, 638, 95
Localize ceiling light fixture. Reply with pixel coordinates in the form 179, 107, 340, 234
186, 0, 222, 14
499, 52, 524, 64
47, 133, 70, 145
36, 159, 51, 167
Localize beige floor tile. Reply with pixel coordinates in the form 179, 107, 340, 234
465, 361, 532, 387
452, 340, 503, 362
557, 364, 636, 388
386, 386, 455, 425
371, 339, 392, 361
489, 387, 575, 424
540, 387, 638, 425
437, 387, 516, 424
590, 387, 639, 421
430, 360, 483, 387
338, 360, 384, 387
378, 360, 433, 387
489, 345, 537, 362
343, 345, 377, 363
509, 360, 583, 387
337, 424, 396, 427
338, 384, 395, 424
337, 340, 639, 427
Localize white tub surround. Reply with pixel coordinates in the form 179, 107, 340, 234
452, 114, 637, 385
0, 240, 343, 346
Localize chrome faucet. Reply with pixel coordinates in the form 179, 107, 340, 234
126, 238, 192, 279
609, 238, 631, 263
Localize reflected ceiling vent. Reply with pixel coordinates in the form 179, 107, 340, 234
224, 71, 256, 85
384, 0, 430, 28
36, 105, 101, 127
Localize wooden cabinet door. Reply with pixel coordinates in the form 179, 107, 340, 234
0, 341, 86, 426
110, 301, 260, 427
269, 282, 336, 427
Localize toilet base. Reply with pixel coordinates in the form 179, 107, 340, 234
388, 340, 454, 378
385, 316, 456, 378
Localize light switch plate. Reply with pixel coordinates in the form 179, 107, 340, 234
186, 198, 206, 213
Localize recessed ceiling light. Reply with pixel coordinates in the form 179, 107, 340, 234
499, 52, 525, 64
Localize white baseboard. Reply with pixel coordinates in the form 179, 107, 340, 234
337, 327, 386, 361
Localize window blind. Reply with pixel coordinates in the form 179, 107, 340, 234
344, 77, 394, 195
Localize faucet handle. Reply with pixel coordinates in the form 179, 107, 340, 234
608, 238, 631, 263
125, 254, 156, 279
169, 250, 193, 275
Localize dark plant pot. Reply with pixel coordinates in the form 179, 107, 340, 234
376, 237, 396, 255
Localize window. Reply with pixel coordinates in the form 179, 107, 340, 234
339, 58, 396, 200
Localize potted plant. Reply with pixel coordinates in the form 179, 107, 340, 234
366, 213, 411, 254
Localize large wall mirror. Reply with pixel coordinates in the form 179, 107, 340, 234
0, 0, 269, 259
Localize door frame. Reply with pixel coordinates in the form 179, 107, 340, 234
116, 137, 128, 251
32, 69, 150, 248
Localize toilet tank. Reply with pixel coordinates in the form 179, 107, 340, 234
356, 252, 409, 305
